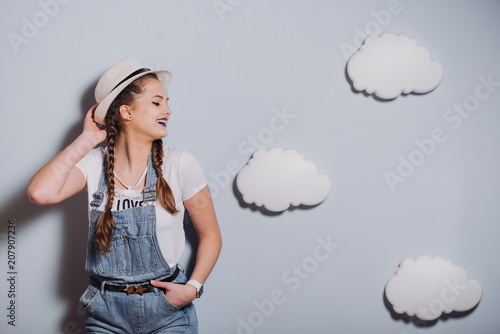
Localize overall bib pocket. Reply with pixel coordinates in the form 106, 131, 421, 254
95, 234, 159, 276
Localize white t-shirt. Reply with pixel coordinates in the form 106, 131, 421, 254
76, 145, 207, 268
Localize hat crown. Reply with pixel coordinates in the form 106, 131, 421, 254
94, 58, 144, 103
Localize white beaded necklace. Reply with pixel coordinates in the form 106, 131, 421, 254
113, 167, 148, 190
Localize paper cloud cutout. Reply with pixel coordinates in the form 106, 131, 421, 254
347, 32, 444, 99
385, 255, 482, 321
236, 147, 332, 212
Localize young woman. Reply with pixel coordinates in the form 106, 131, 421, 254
27, 58, 222, 333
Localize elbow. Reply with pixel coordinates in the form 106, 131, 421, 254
217, 237, 223, 255
212, 230, 223, 253
27, 186, 56, 206
210, 227, 222, 246
199, 230, 222, 252
217, 232, 223, 249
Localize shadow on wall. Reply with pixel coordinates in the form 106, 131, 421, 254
0, 82, 97, 332
182, 211, 198, 278
2, 182, 89, 332
382, 288, 479, 328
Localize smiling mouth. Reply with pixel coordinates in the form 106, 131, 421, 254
157, 118, 168, 127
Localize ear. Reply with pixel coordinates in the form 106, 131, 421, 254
119, 105, 132, 121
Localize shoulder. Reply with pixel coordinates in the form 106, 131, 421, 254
162, 145, 196, 165
75, 146, 106, 183
85, 146, 106, 166
91, 146, 107, 158
162, 145, 185, 158
161, 145, 204, 175
161, 145, 207, 199
76, 146, 106, 171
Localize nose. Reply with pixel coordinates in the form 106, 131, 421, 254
163, 103, 172, 116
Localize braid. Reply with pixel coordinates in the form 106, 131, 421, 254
95, 124, 117, 254
152, 139, 178, 214
105, 125, 117, 211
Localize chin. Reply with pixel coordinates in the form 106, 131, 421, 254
148, 133, 167, 143
156, 130, 168, 140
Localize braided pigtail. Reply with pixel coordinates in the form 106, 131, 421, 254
152, 139, 179, 214
95, 123, 118, 254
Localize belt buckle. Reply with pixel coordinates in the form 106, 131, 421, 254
123, 284, 146, 295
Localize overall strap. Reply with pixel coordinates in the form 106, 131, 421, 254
90, 150, 108, 209
143, 151, 158, 202
90, 149, 158, 206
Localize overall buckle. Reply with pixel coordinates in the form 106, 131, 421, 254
90, 192, 104, 208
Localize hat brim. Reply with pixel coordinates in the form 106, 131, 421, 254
94, 69, 172, 125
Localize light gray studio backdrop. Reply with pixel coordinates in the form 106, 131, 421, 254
1, 0, 500, 333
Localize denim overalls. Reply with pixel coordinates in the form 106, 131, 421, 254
79, 152, 198, 334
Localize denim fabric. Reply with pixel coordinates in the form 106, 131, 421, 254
80, 269, 198, 334
80, 152, 198, 333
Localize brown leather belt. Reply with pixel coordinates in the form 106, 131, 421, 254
89, 266, 179, 295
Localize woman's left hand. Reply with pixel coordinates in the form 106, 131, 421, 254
150, 280, 197, 308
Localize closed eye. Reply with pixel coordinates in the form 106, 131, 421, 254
152, 102, 160, 106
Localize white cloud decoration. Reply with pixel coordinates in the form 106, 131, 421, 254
236, 147, 332, 212
347, 32, 444, 99
385, 255, 482, 321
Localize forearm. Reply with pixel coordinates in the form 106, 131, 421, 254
28, 132, 97, 204
189, 232, 223, 284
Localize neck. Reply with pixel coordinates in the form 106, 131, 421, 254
113, 135, 152, 174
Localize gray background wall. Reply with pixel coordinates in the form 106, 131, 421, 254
1, 0, 500, 333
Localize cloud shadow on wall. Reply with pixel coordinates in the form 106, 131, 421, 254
344, 60, 437, 102
382, 288, 480, 328
232, 176, 322, 217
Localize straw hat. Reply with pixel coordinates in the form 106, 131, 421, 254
94, 58, 172, 124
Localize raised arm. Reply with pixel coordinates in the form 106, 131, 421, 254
27, 104, 107, 205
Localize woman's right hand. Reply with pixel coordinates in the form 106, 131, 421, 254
83, 103, 107, 146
